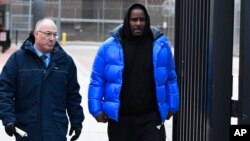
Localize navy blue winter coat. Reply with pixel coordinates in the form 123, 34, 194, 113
0, 35, 84, 141
88, 26, 179, 122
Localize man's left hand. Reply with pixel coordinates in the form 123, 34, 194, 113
69, 126, 82, 141
167, 111, 174, 120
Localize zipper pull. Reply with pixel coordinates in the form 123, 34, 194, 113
43, 69, 46, 79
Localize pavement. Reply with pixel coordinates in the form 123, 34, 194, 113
0, 42, 174, 141
0, 42, 239, 140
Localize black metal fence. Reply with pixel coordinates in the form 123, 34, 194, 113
174, 0, 234, 141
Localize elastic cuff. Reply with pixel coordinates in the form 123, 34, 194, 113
70, 123, 82, 128
2, 118, 16, 126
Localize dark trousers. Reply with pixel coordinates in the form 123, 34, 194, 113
108, 111, 166, 141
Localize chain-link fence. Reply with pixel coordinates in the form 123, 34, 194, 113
7, 0, 240, 56
9, 0, 176, 46
48, 0, 175, 44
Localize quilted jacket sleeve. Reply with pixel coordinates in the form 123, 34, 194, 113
66, 57, 84, 128
0, 53, 18, 125
88, 44, 106, 118
165, 41, 179, 113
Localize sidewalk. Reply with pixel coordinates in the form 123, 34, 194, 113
0, 42, 239, 140
0, 43, 173, 141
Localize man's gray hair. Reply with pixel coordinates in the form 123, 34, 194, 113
34, 18, 55, 31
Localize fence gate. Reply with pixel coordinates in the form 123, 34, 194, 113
173, 0, 234, 141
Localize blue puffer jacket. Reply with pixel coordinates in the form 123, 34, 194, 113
0, 35, 84, 141
88, 26, 179, 122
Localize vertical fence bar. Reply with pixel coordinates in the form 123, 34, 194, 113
209, 0, 234, 140
238, 0, 250, 124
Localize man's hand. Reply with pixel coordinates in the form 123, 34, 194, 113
69, 126, 82, 141
167, 111, 174, 120
95, 112, 108, 123
5, 122, 18, 137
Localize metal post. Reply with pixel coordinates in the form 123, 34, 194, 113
57, 0, 61, 39
97, 8, 100, 41
32, 0, 44, 29
145, 0, 148, 8
238, 0, 250, 124
28, 0, 32, 31
4, 5, 10, 30
15, 30, 18, 45
101, 0, 105, 40
208, 1, 234, 140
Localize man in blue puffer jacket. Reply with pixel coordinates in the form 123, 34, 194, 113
88, 3, 179, 141
0, 18, 84, 141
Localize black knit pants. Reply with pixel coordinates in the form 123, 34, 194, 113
108, 111, 166, 141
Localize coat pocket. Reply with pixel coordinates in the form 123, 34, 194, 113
52, 112, 68, 125
52, 112, 68, 136
16, 112, 38, 125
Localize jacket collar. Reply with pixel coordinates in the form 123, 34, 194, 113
21, 35, 68, 64
110, 24, 163, 41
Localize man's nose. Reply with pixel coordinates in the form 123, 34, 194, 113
136, 20, 141, 25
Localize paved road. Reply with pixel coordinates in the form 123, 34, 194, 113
0, 42, 239, 140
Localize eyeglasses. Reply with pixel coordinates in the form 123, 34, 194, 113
38, 31, 59, 39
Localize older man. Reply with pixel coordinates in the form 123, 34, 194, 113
0, 18, 84, 141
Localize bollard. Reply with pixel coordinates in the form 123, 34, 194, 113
62, 32, 67, 46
